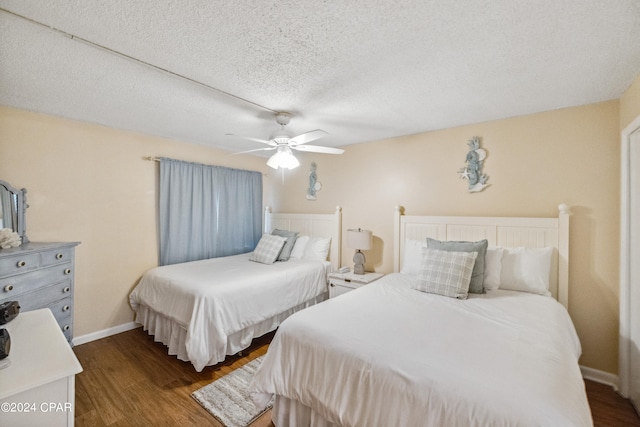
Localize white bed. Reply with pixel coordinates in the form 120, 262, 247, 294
249, 205, 593, 426
129, 206, 342, 372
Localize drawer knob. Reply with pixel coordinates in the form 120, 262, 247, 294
63, 286, 71, 293
64, 268, 72, 275
330, 283, 334, 287
56, 253, 64, 259
17, 260, 26, 268
4, 284, 14, 292
63, 325, 70, 331
63, 305, 70, 312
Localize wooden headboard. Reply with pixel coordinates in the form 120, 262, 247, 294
393, 205, 570, 308
264, 206, 342, 271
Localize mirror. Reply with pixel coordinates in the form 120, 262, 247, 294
0, 179, 28, 244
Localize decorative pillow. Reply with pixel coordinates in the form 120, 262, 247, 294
289, 235, 309, 260
483, 247, 504, 291
400, 239, 425, 276
499, 247, 553, 295
413, 247, 478, 299
271, 229, 299, 261
249, 234, 288, 265
302, 237, 331, 261
426, 238, 488, 294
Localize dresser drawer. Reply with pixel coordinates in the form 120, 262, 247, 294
51, 303, 73, 343
61, 319, 73, 342
40, 247, 75, 267
7, 279, 73, 312
0, 264, 73, 299
48, 297, 73, 325
0, 251, 41, 276
6, 286, 74, 340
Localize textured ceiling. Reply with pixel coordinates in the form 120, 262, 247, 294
1, 1, 639, 156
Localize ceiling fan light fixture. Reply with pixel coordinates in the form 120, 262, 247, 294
269, 127, 290, 142
229, 112, 341, 166
267, 146, 300, 170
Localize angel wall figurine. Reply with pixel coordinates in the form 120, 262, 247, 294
458, 136, 489, 192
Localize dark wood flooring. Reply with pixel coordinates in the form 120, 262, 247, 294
73, 327, 640, 426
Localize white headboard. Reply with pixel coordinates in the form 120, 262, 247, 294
393, 204, 570, 308
264, 206, 342, 271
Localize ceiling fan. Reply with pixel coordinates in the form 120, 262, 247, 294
228, 112, 345, 170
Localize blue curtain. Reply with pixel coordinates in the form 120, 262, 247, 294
159, 158, 262, 266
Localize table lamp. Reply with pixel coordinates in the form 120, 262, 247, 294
347, 228, 372, 275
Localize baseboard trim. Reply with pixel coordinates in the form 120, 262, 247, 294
73, 321, 141, 346
581, 365, 619, 390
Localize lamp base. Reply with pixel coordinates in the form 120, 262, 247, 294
353, 250, 366, 275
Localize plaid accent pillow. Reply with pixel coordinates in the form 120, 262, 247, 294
249, 234, 288, 264
426, 238, 488, 294
414, 247, 478, 299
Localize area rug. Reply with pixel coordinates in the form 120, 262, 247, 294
192, 356, 273, 427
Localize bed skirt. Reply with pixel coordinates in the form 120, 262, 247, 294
273, 395, 338, 427
134, 291, 329, 368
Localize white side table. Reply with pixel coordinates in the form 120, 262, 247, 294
328, 271, 384, 298
0, 309, 83, 427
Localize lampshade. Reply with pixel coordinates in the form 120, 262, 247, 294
267, 145, 300, 170
346, 228, 372, 250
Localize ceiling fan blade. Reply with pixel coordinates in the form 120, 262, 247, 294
226, 133, 276, 146
288, 129, 328, 146
291, 144, 345, 154
230, 147, 276, 155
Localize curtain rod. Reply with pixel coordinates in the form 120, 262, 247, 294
143, 156, 267, 175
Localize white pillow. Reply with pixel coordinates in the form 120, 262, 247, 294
499, 247, 553, 295
249, 234, 287, 264
413, 247, 478, 299
302, 237, 331, 261
400, 239, 425, 275
483, 247, 504, 291
289, 235, 309, 260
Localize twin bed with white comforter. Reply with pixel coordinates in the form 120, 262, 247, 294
249, 205, 593, 426
129, 207, 342, 372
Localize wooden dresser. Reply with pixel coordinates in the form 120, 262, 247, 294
0, 242, 79, 343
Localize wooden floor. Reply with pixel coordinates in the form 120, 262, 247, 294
74, 327, 274, 427
74, 327, 640, 427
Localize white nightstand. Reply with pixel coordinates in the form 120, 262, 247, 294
0, 309, 83, 427
328, 271, 384, 298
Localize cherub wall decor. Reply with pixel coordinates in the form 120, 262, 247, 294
458, 136, 489, 192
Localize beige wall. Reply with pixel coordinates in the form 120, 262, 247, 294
0, 87, 634, 375
267, 100, 621, 374
621, 72, 640, 130
0, 106, 270, 337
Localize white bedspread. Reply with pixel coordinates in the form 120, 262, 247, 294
250, 273, 592, 426
129, 253, 330, 371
